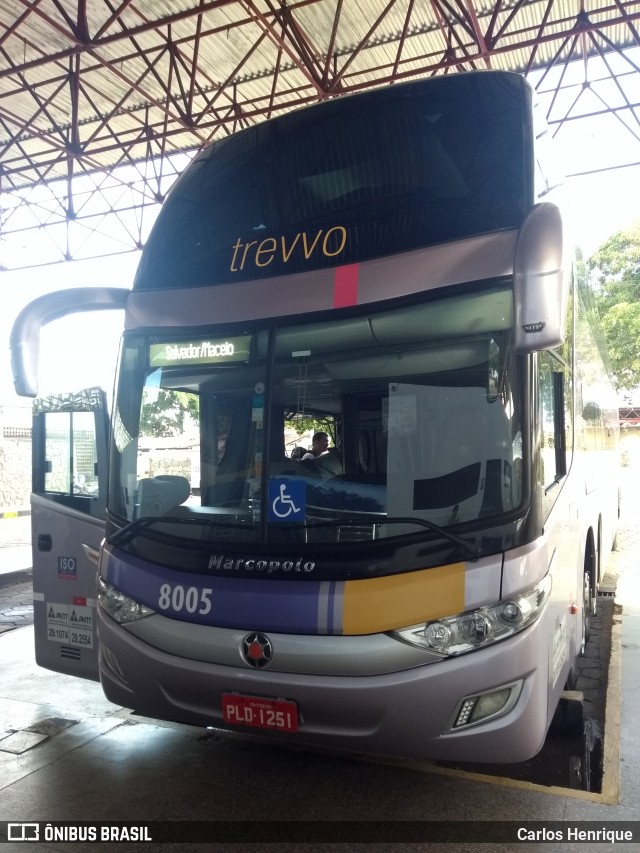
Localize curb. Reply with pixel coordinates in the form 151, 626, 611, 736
0, 568, 32, 587
0, 510, 31, 519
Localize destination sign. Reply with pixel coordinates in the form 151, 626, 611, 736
150, 336, 252, 367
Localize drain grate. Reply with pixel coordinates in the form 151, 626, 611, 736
0, 717, 79, 754
0, 731, 49, 754
24, 717, 78, 736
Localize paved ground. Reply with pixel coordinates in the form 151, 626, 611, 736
0, 512, 31, 574
0, 512, 33, 634
0, 573, 33, 634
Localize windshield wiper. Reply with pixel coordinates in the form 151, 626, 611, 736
388, 516, 480, 561
109, 514, 480, 562
108, 515, 253, 548
284, 516, 480, 561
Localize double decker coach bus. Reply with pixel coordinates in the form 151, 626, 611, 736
11, 71, 619, 763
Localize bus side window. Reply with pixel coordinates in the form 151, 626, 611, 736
538, 352, 569, 517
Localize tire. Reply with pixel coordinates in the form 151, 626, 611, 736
582, 568, 592, 651
566, 569, 592, 690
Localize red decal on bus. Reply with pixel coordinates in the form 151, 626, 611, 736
333, 263, 359, 307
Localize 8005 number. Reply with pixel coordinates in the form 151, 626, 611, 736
158, 583, 213, 615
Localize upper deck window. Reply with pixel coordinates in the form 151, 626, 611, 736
134, 72, 533, 290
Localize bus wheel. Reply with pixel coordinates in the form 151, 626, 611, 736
567, 569, 592, 690
581, 569, 592, 653
585, 530, 598, 619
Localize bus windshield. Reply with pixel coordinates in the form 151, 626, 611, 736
109, 283, 523, 550
134, 73, 531, 289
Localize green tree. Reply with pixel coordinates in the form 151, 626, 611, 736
588, 224, 640, 391
140, 390, 199, 437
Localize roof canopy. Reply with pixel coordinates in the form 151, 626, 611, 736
1, 0, 639, 268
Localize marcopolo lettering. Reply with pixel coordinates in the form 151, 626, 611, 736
230, 226, 348, 272
208, 553, 316, 574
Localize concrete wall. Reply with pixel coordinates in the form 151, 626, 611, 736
0, 426, 31, 510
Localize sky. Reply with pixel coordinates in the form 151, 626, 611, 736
2, 79, 640, 419
1, 252, 139, 420
564, 166, 639, 255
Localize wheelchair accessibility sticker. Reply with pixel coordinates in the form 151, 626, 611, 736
268, 479, 305, 522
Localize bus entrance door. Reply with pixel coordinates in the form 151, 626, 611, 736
31, 388, 109, 681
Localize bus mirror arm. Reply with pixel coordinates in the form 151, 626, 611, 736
10, 286, 129, 397
513, 203, 569, 354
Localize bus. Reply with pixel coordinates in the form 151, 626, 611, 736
11, 71, 620, 763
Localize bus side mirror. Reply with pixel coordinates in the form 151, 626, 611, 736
513, 203, 569, 353
10, 287, 129, 397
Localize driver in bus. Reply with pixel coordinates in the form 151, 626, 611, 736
302, 432, 330, 460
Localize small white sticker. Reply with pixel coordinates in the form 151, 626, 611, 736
46, 603, 70, 644
46, 602, 94, 647
69, 605, 94, 648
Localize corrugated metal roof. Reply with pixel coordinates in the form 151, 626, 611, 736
2, 0, 639, 186
1, 0, 639, 266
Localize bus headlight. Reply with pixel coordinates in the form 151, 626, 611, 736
98, 575, 155, 624
391, 574, 551, 656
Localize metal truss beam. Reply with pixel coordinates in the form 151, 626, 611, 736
1, 0, 640, 269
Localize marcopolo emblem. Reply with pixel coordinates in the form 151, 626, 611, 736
242, 632, 273, 668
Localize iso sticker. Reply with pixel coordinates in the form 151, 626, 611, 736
58, 556, 77, 580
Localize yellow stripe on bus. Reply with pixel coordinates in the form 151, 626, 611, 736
341, 562, 466, 635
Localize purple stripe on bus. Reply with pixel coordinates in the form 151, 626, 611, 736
103, 546, 329, 634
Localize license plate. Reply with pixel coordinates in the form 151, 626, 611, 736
222, 693, 298, 733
